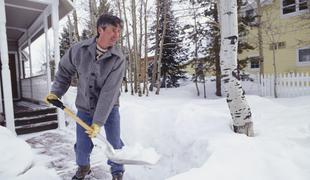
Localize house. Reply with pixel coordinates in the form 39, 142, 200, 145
0, 0, 73, 134
239, 0, 310, 75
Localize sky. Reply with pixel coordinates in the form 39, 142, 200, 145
1, 79, 310, 179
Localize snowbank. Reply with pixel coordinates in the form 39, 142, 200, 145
0, 126, 60, 180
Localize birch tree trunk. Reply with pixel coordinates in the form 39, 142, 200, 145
89, 0, 97, 36
138, 0, 143, 95
132, 0, 137, 94
215, 3, 222, 97
116, 0, 127, 92
272, 45, 278, 98
193, 6, 200, 97
143, 0, 149, 96
218, 0, 254, 137
155, 1, 167, 95
72, 0, 80, 42
132, 0, 141, 95
256, 0, 264, 82
67, 15, 74, 44
139, 0, 143, 56
122, 0, 134, 95
149, 0, 160, 92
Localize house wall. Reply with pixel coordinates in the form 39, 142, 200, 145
240, 0, 310, 74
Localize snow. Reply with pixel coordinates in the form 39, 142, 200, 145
0, 80, 310, 179
111, 143, 161, 165
0, 126, 60, 180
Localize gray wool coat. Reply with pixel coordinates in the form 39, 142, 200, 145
51, 37, 125, 126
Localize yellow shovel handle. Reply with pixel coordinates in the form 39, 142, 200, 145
63, 107, 116, 154
63, 108, 93, 132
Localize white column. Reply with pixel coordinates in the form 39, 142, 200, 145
52, 0, 60, 70
0, 0, 15, 134
27, 32, 34, 99
52, 0, 65, 129
44, 9, 51, 92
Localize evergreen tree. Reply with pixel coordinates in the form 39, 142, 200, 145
181, 0, 221, 95
237, 0, 255, 72
59, 24, 78, 86
150, 0, 187, 88
183, 0, 254, 95
59, 26, 72, 58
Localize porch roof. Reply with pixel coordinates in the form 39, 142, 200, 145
5, 0, 73, 46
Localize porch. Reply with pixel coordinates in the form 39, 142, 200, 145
0, 100, 58, 135
0, 0, 74, 134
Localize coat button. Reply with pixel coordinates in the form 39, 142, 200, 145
89, 85, 93, 88
91, 73, 95, 76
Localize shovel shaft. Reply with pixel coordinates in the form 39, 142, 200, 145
63, 108, 116, 154
63, 108, 92, 132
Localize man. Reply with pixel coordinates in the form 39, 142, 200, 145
45, 14, 125, 180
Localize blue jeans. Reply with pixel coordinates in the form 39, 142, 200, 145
74, 107, 124, 174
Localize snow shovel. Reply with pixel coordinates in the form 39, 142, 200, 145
47, 98, 160, 165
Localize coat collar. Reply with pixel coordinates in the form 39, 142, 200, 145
81, 37, 123, 58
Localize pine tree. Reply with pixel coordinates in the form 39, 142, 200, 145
59, 24, 78, 86
150, 0, 187, 88
59, 26, 72, 58
237, 0, 255, 73
183, 0, 255, 95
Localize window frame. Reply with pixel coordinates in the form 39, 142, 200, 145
248, 56, 260, 69
296, 46, 310, 66
281, 0, 309, 17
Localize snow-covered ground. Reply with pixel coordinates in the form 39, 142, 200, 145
1, 80, 310, 180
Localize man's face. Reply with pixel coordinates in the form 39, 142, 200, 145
97, 24, 121, 48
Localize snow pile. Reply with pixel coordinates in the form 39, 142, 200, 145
0, 126, 60, 180
118, 83, 310, 180
1, 80, 309, 180
112, 143, 161, 165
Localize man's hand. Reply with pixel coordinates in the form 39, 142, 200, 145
44, 93, 59, 104
85, 123, 101, 138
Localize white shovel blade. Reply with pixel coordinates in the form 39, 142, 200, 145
107, 144, 161, 165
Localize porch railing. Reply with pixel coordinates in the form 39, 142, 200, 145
21, 74, 48, 102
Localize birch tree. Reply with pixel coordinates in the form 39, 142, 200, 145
131, 0, 142, 96
143, 0, 149, 96
255, 0, 264, 79
89, 0, 97, 36
149, 0, 161, 91
121, 0, 134, 95
218, 0, 254, 136
261, 9, 288, 98
155, 1, 167, 95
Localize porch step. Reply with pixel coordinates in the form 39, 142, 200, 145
15, 107, 58, 135
14, 107, 57, 118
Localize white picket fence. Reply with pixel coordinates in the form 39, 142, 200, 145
260, 73, 310, 97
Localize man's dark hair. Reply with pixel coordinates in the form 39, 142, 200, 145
96, 14, 123, 37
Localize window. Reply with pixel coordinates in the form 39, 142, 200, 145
278, 42, 286, 49
246, 9, 255, 17
269, 43, 278, 50
282, 0, 309, 15
248, 56, 260, 69
299, 0, 308, 10
244, 9, 257, 26
269, 42, 286, 50
297, 47, 310, 66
